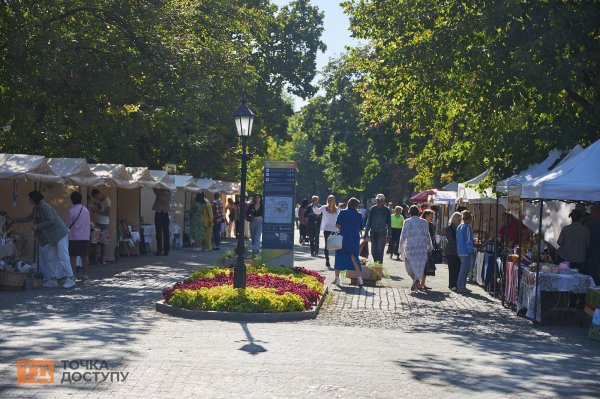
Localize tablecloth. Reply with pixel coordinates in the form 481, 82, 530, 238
505, 261, 519, 305
0, 242, 16, 258
517, 267, 596, 322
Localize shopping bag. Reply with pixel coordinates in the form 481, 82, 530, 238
359, 240, 369, 258
326, 233, 343, 251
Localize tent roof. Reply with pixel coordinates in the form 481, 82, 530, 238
171, 175, 200, 191
89, 164, 136, 189
409, 189, 437, 203
496, 149, 562, 194
442, 181, 458, 191
0, 153, 62, 183
196, 178, 215, 191
126, 167, 157, 189
48, 158, 104, 186
149, 170, 176, 190
431, 190, 457, 204
520, 139, 600, 202
457, 169, 495, 202
210, 180, 240, 195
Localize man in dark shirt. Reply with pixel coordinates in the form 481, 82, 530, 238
364, 193, 392, 263
305, 196, 322, 256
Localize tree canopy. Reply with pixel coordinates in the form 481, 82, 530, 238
0, 0, 325, 179
336, 0, 599, 190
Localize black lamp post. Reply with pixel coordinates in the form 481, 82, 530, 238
233, 96, 255, 289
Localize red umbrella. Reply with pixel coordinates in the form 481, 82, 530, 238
409, 189, 438, 203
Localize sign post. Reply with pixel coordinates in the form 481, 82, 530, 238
262, 161, 296, 267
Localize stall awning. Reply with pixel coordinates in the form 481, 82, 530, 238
410, 189, 438, 203
457, 170, 495, 203
209, 180, 241, 195
47, 158, 104, 186
0, 153, 62, 183
126, 167, 157, 189
89, 164, 137, 189
520, 139, 600, 202
171, 175, 200, 192
431, 190, 457, 204
496, 149, 562, 194
149, 170, 176, 191
196, 178, 215, 191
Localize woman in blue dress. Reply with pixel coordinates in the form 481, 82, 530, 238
334, 197, 364, 286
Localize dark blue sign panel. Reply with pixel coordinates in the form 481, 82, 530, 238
262, 162, 296, 266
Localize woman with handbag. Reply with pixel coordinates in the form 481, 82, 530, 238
311, 195, 339, 268
445, 212, 462, 291
63, 191, 91, 281
333, 197, 364, 286
298, 199, 309, 245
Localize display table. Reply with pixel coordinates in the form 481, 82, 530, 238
517, 267, 596, 322
0, 241, 16, 258
585, 288, 600, 317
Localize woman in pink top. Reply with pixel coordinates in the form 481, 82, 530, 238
64, 192, 91, 280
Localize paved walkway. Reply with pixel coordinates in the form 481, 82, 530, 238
1, 238, 599, 398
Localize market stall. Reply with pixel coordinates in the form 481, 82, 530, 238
517, 139, 600, 323
87, 163, 137, 262
0, 154, 64, 262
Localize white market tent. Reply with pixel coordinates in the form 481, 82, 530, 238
126, 167, 157, 189
209, 180, 240, 195
172, 175, 200, 192
521, 139, 600, 202
196, 178, 216, 192
456, 169, 495, 204
0, 153, 62, 183
48, 157, 104, 186
149, 170, 176, 191
496, 149, 562, 194
431, 190, 457, 205
89, 164, 136, 189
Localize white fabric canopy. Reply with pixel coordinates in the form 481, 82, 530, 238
48, 158, 104, 186
0, 153, 62, 183
171, 175, 200, 192
520, 139, 600, 202
457, 170, 495, 203
431, 190, 457, 204
149, 170, 176, 191
196, 178, 216, 191
126, 167, 157, 189
496, 149, 562, 194
209, 180, 240, 195
89, 164, 137, 189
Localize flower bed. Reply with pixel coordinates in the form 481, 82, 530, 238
162, 265, 325, 313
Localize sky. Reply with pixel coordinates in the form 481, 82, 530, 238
271, 0, 361, 110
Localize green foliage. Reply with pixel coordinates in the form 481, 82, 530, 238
0, 0, 325, 180
168, 286, 305, 312
337, 0, 599, 189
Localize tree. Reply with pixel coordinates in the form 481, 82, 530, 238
342, 0, 600, 189
0, 0, 325, 181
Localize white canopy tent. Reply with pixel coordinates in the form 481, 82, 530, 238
456, 170, 495, 203
496, 149, 563, 194
149, 170, 176, 191
521, 139, 600, 202
89, 164, 136, 189
171, 175, 200, 192
209, 180, 240, 195
0, 153, 62, 183
48, 157, 104, 186
126, 167, 157, 189
196, 178, 216, 192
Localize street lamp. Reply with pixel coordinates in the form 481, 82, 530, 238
233, 96, 255, 289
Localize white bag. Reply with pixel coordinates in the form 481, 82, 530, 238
326, 233, 343, 251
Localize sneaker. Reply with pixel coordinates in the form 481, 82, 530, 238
42, 279, 59, 288
62, 277, 76, 289
357, 276, 364, 287
333, 277, 341, 286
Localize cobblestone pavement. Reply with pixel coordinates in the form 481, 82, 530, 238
1, 237, 599, 398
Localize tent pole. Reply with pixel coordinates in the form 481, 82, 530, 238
493, 197, 499, 299
533, 201, 544, 325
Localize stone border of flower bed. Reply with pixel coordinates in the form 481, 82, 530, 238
155, 285, 329, 322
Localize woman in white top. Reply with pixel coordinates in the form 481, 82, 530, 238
311, 195, 340, 268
